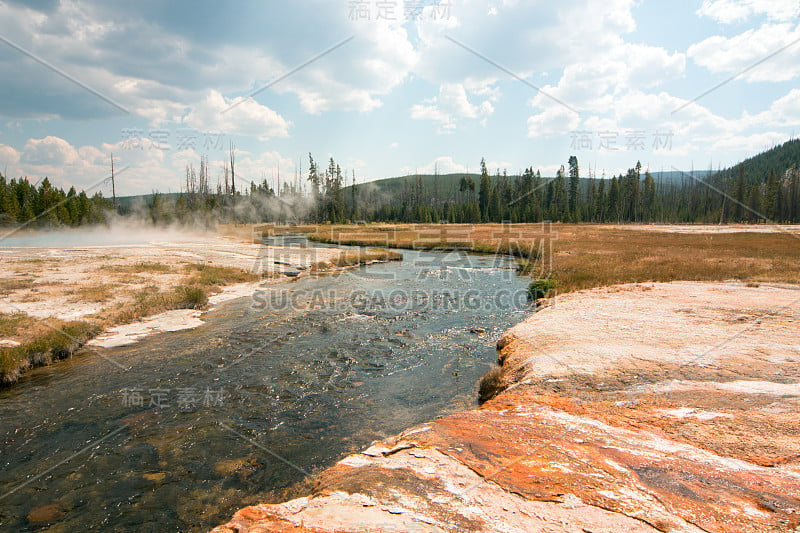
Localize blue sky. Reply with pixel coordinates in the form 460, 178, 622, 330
0, 0, 799, 195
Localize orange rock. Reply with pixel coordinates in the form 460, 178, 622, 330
213, 282, 800, 533
27, 503, 64, 524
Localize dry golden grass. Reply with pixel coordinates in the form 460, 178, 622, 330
99, 261, 171, 273
301, 223, 800, 295
0, 278, 34, 295
0, 312, 34, 338
310, 248, 404, 272
182, 263, 260, 286
95, 284, 208, 327
93, 264, 257, 326
67, 283, 121, 303
548, 225, 799, 294
333, 248, 404, 267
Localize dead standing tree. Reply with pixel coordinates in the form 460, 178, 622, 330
229, 142, 236, 196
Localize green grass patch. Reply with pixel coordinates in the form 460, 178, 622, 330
528, 278, 556, 301
1, 319, 100, 385
183, 263, 260, 286
173, 285, 208, 309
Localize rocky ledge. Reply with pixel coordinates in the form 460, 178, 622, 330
213, 281, 800, 533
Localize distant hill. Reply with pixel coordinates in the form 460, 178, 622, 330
353, 172, 504, 197
649, 170, 713, 184
710, 138, 800, 186
346, 168, 712, 199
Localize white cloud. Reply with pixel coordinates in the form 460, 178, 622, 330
3, 136, 180, 195
624, 44, 686, 88
272, 20, 417, 114
414, 0, 638, 86
401, 156, 468, 175
711, 131, 790, 152
1, 0, 798, 184
235, 151, 297, 185
21, 136, 80, 166
527, 107, 580, 138
183, 90, 291, 140
526, 43, 684, 113
738, 88, 800, 128
697, 0, 800, 23
0, 1, 418, 120
523, 39, 684, 140
688, 23, 800, 82
411, 83, 493, 132
0, 143, 21, 172
764, 88, 800, 123
439, 83, 478, 118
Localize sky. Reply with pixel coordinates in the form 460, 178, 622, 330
0, 0, 799, 196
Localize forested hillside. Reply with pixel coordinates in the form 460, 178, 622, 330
708, 138, 800, 222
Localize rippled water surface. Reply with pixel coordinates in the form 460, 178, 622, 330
0, 249, 531, 531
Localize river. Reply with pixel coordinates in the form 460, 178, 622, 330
0, 248, 531, 531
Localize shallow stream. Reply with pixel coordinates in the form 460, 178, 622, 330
0, 248, 531, 531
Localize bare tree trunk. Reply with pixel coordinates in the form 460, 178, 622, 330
229, 142, 236, 195
110, 152, 116, 209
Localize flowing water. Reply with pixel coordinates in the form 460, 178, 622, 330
0, 248, 531, 531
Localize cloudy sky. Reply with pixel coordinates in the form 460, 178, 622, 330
0, 0, 799, 196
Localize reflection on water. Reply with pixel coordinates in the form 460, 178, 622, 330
0, 250, 531, 531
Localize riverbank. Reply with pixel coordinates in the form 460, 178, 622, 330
299, 223, 800, 295
214, 280, 800, 532
0, 228, 400, 384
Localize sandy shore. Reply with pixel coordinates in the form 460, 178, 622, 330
215, 281, 800, 533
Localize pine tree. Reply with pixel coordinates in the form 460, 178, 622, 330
568, 155, 580, 218
607, 176, 621, 223
764, 168, 780, 220
733, 166, 746, 221
596, 178, 606, 222
748, 184, 762, 223
478, 158, 491, 222
643, 170, 656, 222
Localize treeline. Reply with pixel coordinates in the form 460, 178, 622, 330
0, 175, 111, 226
123, 152, 309, 225
357, 155, 800, 224
3, 139, 799, 228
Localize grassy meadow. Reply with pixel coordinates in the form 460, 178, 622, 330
293, 223, 800, 295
